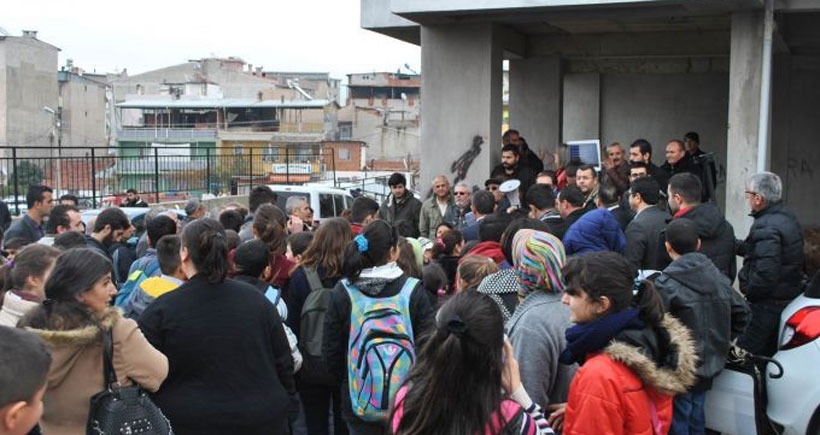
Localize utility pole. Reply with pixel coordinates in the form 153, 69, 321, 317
42, 106, 63, 195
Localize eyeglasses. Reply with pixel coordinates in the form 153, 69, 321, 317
454, 192, 469, 196
745, 191, 760, 197
486, 186, 498, 191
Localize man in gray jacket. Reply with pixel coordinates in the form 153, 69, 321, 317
655, 218, 750, 435
418, 175, 456, 239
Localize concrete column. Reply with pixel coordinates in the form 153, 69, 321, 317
562, 73, 601, 144
509, 57, 562, 161
726, 10, 764, 237
419, 23, 502, 193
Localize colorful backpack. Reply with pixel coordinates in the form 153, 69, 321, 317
343, 276, 419, 422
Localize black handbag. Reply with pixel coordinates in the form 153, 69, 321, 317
86, 328, 173, 435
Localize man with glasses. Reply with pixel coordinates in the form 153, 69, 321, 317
419, 175, 457, 239
484, 178, 503, 204
736, 172, 805, 357
452, 182, 474, 231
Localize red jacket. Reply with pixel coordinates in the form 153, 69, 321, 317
468, 241, 511, 269
563, 316, 697, 435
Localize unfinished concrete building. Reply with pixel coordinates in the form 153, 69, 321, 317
362, 0, 820, 235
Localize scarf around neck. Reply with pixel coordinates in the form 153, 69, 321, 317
559, 308, 644, 365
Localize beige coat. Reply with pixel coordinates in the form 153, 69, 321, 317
26, 308, 168, 435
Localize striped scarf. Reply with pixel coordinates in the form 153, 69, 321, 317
512, 229, 566, 298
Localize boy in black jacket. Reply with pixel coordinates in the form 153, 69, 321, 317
655, 218, 751, 435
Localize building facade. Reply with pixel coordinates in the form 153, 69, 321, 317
338, 72, 420, 161
0, 30, 59, 158
57, 70, 110, 155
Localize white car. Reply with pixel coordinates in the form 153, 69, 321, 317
706, 275, 820, 435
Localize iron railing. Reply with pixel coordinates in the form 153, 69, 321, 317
0, 146, 337, 214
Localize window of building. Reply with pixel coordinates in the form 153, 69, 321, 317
339, 122, 352, 140
263, 145, 279, 162
234, 145, 244, 156
338, 147, 351, 161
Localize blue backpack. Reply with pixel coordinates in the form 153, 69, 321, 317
342, 277, 419, 422
115, 258, 161, 307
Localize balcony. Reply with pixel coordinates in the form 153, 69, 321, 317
117, 128, 218, 142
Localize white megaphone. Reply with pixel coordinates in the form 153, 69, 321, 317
499, 179, 521, 209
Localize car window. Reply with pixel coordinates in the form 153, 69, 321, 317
319, 193, 334, 219
333, 195, 345, 217
345, 195, 353, 210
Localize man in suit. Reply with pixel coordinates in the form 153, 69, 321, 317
624, 176, 670, 271
462, 190, 496, 242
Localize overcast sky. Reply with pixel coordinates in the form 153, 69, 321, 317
3, 0, 421, 82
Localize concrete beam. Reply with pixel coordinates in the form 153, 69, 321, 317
529, 30, 731, 58
509, 57, 563, 156
775, 0, 820, 12
391, 0, 759, 18
419, 23, 503, 193
726, 10, 765, 238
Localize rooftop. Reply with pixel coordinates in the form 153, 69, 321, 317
116, 98, 337, 110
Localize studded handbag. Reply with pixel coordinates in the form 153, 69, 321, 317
86, 328, 173, 435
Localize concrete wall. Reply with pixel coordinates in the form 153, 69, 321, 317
509, 57, 562, 157
771, 59, 820, 227
419, 23, 502, 194
0, 37, 59, 158
599, 72, 729, 202
562, 73, 601, 146
60, 77, 108, 154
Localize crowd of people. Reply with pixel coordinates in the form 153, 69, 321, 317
0, 129, 814, 435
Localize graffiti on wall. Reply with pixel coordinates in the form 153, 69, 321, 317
787, 158, 815, 180
451, 135, 484, 186
424, 135, 485, 199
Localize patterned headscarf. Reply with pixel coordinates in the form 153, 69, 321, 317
512, 229, 566, 298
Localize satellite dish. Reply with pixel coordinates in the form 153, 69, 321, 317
499, 179, 521, 209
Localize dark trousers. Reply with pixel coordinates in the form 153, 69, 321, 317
300, 383, 348, 435
671, 390, 707, 435
737, 302, 785, 357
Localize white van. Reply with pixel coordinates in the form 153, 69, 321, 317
266, 184, 354, 224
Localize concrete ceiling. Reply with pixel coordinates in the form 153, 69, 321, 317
779, 12, 820, 55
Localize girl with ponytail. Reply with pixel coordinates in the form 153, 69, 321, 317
251, 203, 294, 288
324, 220, 435, 434
138, 218, 296, 435
558, 252, 697, 435
390, 291, 555, 435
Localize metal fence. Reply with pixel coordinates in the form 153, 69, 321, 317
0, 146, 337, 214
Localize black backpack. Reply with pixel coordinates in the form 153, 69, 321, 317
298, 267, 336, 385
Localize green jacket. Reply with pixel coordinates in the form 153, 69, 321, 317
418, 195, 456, 239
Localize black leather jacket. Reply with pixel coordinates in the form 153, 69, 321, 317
738, 202, 805, 303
